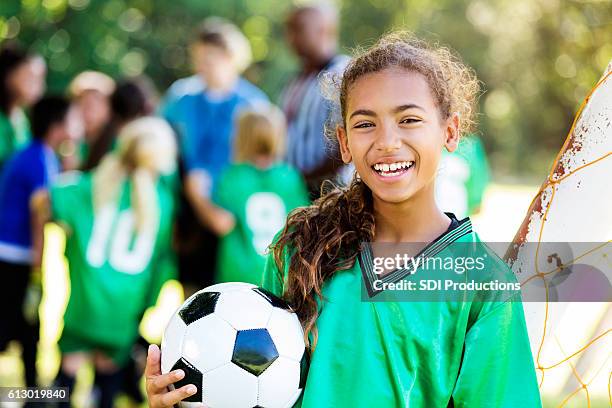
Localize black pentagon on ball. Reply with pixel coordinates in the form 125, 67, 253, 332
252, 287, 292, 310
171, 358, 202, 402
179, 291, 220, 325
232, 328, 279, 376
299, 351, 310, 389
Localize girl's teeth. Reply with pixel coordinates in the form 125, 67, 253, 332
373, 161, 415, 175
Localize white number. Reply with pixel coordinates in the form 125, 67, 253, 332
86, 205, 157, 274
245, 193, 286, 255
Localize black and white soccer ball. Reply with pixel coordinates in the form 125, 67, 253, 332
161, 282, 308, 408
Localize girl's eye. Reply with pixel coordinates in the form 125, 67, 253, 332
354, 122, 374, 129
400, 118, 421, 124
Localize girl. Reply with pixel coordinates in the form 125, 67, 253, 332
82, 77, 157, 170
68, 71, 115, 169
33, 116, 177, 408
145, 32, 541, 407
213, 105, 309, 284
0, 43, 46, 170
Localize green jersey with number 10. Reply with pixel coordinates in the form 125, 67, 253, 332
50, 172, 176, 350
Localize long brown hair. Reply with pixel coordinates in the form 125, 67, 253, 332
271, 32, 480, 348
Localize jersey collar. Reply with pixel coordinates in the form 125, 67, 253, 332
359, 213, 473, 298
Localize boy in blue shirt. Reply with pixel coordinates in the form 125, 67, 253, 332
163, 18, 268, 296
0, 96, 81, 387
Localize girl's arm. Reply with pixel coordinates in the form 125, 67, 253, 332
451, 298, 542, 407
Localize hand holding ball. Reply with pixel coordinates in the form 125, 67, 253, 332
160, 282, 308, 408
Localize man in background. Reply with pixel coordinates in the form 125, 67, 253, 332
281, 5, 350, 199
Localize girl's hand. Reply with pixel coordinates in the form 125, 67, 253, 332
145, 344, 198, 407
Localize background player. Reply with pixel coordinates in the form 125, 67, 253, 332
0, 43, 46, 172
32, 116, 177, 408
0, 96, 80, 389
68, 71, 115, 169
164, 18, 267, 297
213, 105, 309, 284
82, 77, 157, 170
435, 133, 490, 218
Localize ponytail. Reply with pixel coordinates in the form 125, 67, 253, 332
271, 177, 375, 349
92, 116, 176, 233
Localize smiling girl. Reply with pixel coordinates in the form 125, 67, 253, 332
145, 32, 541, 408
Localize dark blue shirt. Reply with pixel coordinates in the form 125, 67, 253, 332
0, 140, 59, 264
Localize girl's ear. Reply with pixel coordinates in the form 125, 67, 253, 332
336, 125, 352, 163
444, 112, 460, 153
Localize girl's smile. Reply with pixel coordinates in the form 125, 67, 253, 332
370, 157, 415, 181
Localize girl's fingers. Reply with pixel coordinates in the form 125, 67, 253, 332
157, 384, 198, 407
145, 344, 162, 378
144, 343, 200, 407
145, 344, 187, 393
148, 369, 185, 392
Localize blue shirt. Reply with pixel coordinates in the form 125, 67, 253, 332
162, 77, 268, 190
0, 140, 60, 264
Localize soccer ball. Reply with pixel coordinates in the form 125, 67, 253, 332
161, 282, 308, 408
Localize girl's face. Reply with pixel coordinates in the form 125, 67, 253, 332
337, 67, 459, 205
77, 90, 111, 138
7, 57, 46, 108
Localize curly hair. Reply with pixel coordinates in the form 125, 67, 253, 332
272, 31, 481, 349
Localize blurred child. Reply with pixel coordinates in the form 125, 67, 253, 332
78, 76, 164, 406
160, 16, 266, 126
0, 96, 79, 387
33, 117, 177, 408
213, 106, 309, 284
0, 43, 46, 171
82, 77, 157, 170
68, 71, 115, 168
164, 18, 268, 296
435, 134, 490, 218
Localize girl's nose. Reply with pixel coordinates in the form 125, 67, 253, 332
375, 124, 402, 152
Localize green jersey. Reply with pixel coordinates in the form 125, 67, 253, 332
214, 163, 309, 285
262, 217, 541, 407
0, 109, 31, 170
50, 172, 176, 352
437, 135, 489, 217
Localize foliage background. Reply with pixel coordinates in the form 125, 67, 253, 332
0, 0, 611, 179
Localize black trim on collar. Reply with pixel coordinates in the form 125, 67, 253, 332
359, 213, 473, 298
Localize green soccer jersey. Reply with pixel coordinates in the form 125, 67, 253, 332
50, 172, 176, 354
214, 162, 309, 285
0, 108, 31, 169
262, 216, 541, 407
437, 135, 490, 217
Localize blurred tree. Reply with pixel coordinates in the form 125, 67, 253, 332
0, 0, 610, 178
